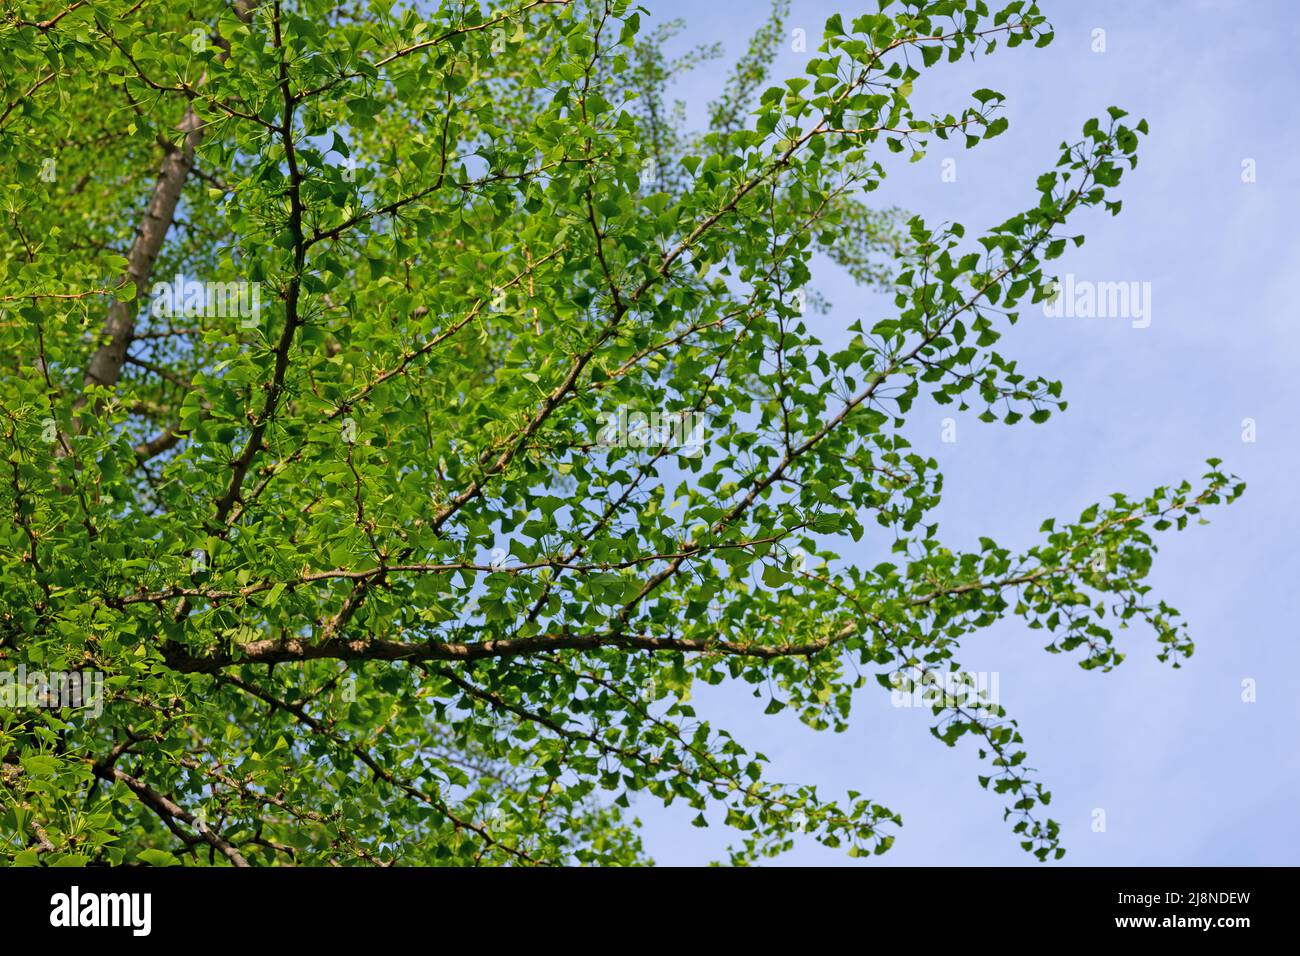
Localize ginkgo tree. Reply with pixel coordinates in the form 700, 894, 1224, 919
0, 0, 1242, 866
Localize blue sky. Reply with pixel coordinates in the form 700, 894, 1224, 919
629, 0, 1300, 865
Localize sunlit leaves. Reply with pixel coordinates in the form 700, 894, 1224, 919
0, 0, 1242, 867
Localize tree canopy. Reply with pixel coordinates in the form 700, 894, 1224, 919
0, 0, 1242, 866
